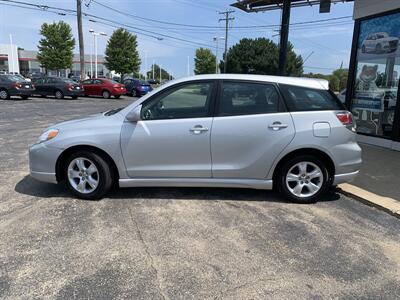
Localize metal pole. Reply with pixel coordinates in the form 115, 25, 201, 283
278, 0, 291, 76
144, 51, 148, 80
94, 34, 98, 78
90, 34, 93, 78
9, 34, 15, 73
219, 10, 234, 74
159, 64, 162, 81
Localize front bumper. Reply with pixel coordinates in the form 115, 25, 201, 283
65, 90, 84, 97
10, 88, 35, 96
29, 142, 63, 184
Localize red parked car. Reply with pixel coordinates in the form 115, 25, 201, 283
81, 78, 126, 99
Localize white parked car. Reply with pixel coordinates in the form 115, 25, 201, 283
361, 32, 399, 54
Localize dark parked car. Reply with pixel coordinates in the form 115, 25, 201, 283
81, 78, 126, 99
123, 78, 153, 97
0, 74, 35, 100
33, 77, 84, 99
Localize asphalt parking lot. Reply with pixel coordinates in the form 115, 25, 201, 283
0, 96, 400, 299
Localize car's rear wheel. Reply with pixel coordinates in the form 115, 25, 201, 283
0, 89, 10, 100
277, 155, 329, 204
65, 151, 113, 200
102, 90, 111, 99
55, 90, 64, 99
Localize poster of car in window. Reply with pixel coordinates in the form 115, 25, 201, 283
353, 12, 400, 113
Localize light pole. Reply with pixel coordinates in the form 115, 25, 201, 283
89, 29, 107, 78
213, 37, 224, 74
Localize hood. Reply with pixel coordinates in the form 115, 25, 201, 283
47, 112, 105, 130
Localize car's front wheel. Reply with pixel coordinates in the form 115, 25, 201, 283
65, 151, 113, 200
277, 155, 329, 204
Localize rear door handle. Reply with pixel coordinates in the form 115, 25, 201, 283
189, 125, 209, 134
268, 122, 288, 131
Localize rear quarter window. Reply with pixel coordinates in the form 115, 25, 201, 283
279, 84, 345, 112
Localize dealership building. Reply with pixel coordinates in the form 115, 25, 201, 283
346, 0, 400, 150
0, 44, 109, 78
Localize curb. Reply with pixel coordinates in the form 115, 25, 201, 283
338, 183, 400, 218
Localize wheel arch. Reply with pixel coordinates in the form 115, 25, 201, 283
56, 145, 119, 183
271, 148, 335, 187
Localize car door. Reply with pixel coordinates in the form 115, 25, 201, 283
81, 79, 93, 95
210, 80, 295, 179
120, 80, 216, 178
92, 79, 103, 96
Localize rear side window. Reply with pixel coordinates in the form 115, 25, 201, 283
279, 84, 344, 112
218, 81, 282, 116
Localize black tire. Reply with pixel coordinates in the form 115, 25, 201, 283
0, 89, 10, 100
132, 89, 137, 97
114, 95, 121, 99
55, 90, 64, 99
361, 45, 366, 53
64, 151, 113, 200
20, 95, 29, 100
102, 90, 111, 99
276, 155, 330, 204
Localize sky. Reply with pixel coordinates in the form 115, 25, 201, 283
0, 0, 355, 78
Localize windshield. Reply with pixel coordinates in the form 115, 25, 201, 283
1, 75, 25, 82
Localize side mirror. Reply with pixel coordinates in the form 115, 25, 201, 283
125, 105, 142, 122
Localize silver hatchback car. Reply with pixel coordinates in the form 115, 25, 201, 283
29, 74, 361, 203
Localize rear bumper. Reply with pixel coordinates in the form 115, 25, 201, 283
333, 170, 359, 185
112, 88, 126, 96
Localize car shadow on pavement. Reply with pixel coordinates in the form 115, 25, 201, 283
15, 175, 341, 203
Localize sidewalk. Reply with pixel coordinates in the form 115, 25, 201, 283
339, 143, 400, 217
352, 143, 400, 201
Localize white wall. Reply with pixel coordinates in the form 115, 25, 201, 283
354, 0, 400, 19
0, 44, 20, 73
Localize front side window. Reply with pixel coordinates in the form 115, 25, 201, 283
141, 82, 214, 120
280, 84, 344, 112
218, 81, 281, 116
81, 79, 92, 85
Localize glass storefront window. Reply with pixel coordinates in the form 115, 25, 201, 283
351, 11, 400, 138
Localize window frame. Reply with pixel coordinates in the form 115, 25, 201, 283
140, 79, 218, 121
214, 79, 287, 117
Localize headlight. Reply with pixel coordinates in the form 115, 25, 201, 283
37, 129, 59, 144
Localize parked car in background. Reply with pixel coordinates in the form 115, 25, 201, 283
147, 79, 160, 85
33, 77, 84, 99
81, 78, 126, 99
123, 78, 153, 97
361, 32, 399, 54
29, 74, 361, 203
0, 74, 35, 100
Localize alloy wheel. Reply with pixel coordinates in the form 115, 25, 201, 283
67, 157, 99, 194
55, 91, 63, 99
285, 161, 323, 198
0, 90, 9, 100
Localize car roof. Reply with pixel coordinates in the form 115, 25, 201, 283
168, 74, 329, 90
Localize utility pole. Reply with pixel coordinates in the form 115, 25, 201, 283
152, 59, 155, 80
278, 0, 290, 76
159, 64, 162, 82
77, 0, 85, 80
219, 10, 234, 74
187, 56, 190, 77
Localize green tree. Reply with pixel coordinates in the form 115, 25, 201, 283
194, 48, 216, 75
37, 21, 75, 73
220, 38, 303, 76
104, 28, 141, 79
328, 75, 340, 91
332, 68, 348, 91
146, 64, 173, 81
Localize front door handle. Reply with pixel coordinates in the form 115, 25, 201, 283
268, 122, 288, 131
189, 125, 209, 134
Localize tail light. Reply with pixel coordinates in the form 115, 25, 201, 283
336, 111, 356, 131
